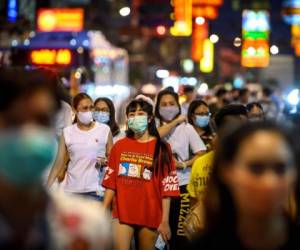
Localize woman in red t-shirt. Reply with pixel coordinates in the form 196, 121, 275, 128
102, 98, 180, 250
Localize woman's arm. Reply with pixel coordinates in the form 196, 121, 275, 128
46, 135, 68, 188
106, 131, 113, 155
184, 151, 205, 168
103, 189, 116, 210
158, 115, 186, 138
157, 198, 171, 243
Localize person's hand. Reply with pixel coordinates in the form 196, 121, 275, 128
96, 157, 108, 168
157, 221, 171, 243
175, 115, 187, 125
175, 160, 187, 170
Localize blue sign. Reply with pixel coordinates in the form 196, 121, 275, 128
7, 0, 18, 23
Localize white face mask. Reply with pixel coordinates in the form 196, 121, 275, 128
77, 111, 93, 125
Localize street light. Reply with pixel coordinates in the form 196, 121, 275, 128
119, 7, 131, 17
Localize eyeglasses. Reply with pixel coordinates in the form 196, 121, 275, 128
241, 160, 292, 176
194, 112, 211, 116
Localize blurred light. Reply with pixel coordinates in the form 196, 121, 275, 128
75, 71, 81, 79
156, 25, 166, 36
247, 46, 256, 56
195, 16, 205, 25
119, 7, 130, 17
234, 37, 242, 47
197, 83, 209, 95
209, 34, 219, 43
233, 76, 245, 88
156, 69, 170, 78
11, 40, 18, 46
37, 9, 84, 32
30, 49, 72, 65
70, 39, 77, 46
182, 59, 194, 73
170, 0, 192, 36
270, 45, 279, 55
29, 31, 36, 38
7, 0, 18, 22
141, 83, 157, 95
24, 39, 30, 46
200, 39, 214, 73
188, 77, 197, 86
82, 39, 89, 47
287, 89, 300, 106
162, 76, 180, 92
77, 47, 84, 54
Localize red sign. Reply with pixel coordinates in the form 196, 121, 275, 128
37, 8, 84, 32
191, 21, 208, 61
30, 49, 72, 66
241, 38, 269, 68
192, 5, 219, 19
192, 0, 223, 7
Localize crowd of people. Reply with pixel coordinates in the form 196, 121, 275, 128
0, 67, 300, 250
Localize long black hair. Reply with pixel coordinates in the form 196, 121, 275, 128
94, 97, 120, 137
126, 99, 172, 176
188, 99, 213, 134
154, 89, 181, 124
204, 121, 298, 232
246, 102, 265, 115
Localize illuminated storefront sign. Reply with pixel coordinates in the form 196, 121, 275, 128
241, 38, 269, 68
200, 39, 214, 73
30, 49, 72, 65
191, 21, 208, 61
242, 10, 270, 39
282, 0, 300, 25
242, 10, 270, 68
7, 0, 18, 22
170, 0, 193, 36
37, 8, 84, 32
192, 5, 219, 19
192, 0, 223, 6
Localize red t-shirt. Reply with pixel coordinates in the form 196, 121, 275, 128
102, 137, 179, 229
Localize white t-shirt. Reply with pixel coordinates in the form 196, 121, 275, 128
164, 123, 206, 186
63, 122, 111, 193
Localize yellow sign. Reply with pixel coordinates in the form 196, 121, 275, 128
200, 39, 214, 73
170, 0, 193, 36
30, 49, 72, 65
37, 8, 84, 32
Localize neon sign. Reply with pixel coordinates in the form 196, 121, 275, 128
37, 9, 84, 32
170, 0, 193, 36
200, 39, 214, 73
242, 10, 270, 68
30, 49, 72, 66
7, 0, 18, 22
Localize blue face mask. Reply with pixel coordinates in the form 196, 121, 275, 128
0, 128, 56, 187
128, 115, 148, 134
93, 111, 110, 124
195, 115, 210, 128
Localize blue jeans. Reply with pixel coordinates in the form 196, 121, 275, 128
76, 191, 103, 201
